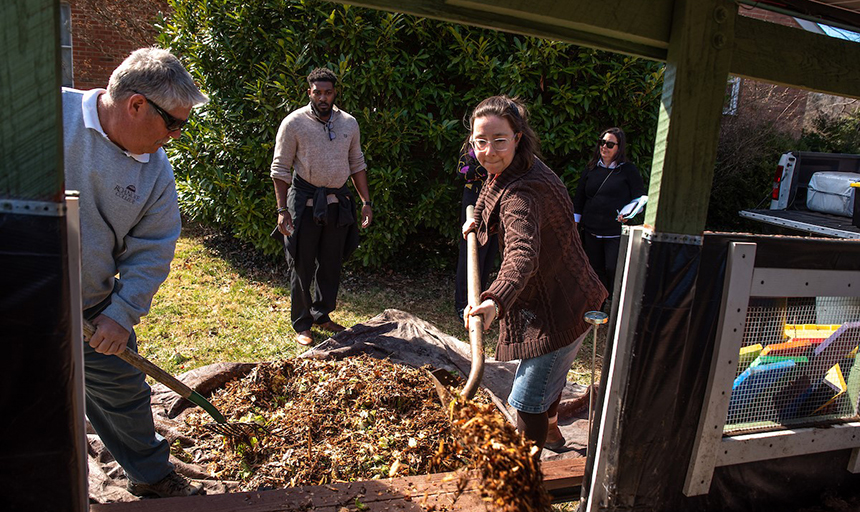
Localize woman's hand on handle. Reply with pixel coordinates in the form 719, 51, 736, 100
462, 218, 477, 239
464, 298, 497, 332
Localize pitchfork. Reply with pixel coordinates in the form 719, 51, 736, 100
82, 319, 265, 439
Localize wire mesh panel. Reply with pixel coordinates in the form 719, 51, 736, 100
725, 297, 860, 434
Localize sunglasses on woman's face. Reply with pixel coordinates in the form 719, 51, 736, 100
599, 139, 618, 149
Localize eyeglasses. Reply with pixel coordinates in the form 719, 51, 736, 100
324, 121, 335, 141
470, 136, 517, 152
133, 90, 189, 132
598, 139, 618, 149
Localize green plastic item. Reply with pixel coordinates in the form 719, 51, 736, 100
750, 355, 809, 368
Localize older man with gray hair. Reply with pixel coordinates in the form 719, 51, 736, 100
63, 47, 208, 498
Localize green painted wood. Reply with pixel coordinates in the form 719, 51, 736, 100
732, 15, 860, 100
0, 0, 63, 201
644, 0, 736, 234
341, 1, 860, 104
341, 0, 670, 60
449, 0, 672, 52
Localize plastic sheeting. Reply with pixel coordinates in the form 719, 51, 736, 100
807, 172, 860, 218
593, 232, 860, 511
0, 212, 85, 511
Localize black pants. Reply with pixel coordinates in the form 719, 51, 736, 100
291, 203, 349, 332
581, 231, 620, 297
455, 184, 499, 318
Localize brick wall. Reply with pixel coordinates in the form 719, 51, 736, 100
65, 0, 169, 90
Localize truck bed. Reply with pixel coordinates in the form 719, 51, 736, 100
739, 209, 860, 239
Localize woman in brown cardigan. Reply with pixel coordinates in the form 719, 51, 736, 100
463, 95, 607, 452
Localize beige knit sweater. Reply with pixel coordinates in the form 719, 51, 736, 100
270, 104, 366, 188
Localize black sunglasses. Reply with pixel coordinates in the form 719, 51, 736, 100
133, 90, 189, 131
598, 139, 618, 149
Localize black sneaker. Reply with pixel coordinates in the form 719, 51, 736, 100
127, 471, 204, 498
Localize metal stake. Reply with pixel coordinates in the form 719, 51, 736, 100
583, 310, 608, 452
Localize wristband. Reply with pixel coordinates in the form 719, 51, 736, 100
363, 201, 373, 208
276, 206, 289, 214
491, 300, 499, 318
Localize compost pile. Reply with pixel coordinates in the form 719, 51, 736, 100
179, 355, 550, 511
182, 355, 461, 489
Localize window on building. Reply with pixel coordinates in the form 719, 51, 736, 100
60, 3, 73, 87
724, 76, 741, 116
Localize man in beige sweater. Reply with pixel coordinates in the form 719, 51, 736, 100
270, 67, 373, 346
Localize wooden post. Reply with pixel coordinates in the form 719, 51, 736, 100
0, 2, 85, 511
0, 0, 63, 201
644, 0, 736, 235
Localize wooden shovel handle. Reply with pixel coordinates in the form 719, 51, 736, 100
461, 205, 485, 399
82, 319, 193, 399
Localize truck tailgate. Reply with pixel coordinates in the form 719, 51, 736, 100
739, 209, 860, 239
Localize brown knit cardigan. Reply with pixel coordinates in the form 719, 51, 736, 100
474, 157, 608, 361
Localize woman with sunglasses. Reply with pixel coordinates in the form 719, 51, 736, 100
573, 127, 647, 306
463, 96, 607, 454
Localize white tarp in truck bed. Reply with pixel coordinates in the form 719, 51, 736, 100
807, 172, 860, 217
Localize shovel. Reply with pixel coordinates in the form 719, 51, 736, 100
82, 319, 264, 438
429, 205, 485, 403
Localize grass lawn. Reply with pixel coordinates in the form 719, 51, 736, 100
137, 222, 606, 386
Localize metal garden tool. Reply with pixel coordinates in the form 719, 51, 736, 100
428, 205, 485, 403
82, 319, 265, 439
584, 310, 609, 448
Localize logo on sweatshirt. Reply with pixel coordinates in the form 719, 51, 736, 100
115, 184, 140, 204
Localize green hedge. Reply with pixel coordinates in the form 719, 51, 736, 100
160, 0, 663, 267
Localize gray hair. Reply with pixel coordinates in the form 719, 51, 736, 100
108, 47, 208, 110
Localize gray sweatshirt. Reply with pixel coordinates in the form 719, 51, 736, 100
62, 88, 181, 331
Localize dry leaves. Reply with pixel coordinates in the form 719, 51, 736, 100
180, 355, 550, 511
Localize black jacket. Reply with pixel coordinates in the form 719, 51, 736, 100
573, 161, 646, 236
271, 174, 360, 267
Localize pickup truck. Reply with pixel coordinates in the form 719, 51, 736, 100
739, 151, 860, 239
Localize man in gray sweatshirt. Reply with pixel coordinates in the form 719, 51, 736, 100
63, 48, 208, 498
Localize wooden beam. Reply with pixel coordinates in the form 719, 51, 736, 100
90, 459, 585, 511
732, 15, 860, 100
340, 0, 669, 60
91, 472, 487, 511
91, 458, 585, 511
448, 0, 671, 51
339, 0, 860, 103
0, 0, 63, 201
643, 0, 736, 235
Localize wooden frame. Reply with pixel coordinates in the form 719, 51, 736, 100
584, 225, 653, 512
684, 242, 860, 496
65, 194, 89, 512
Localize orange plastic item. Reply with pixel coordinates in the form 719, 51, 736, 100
760, 338, 824, 357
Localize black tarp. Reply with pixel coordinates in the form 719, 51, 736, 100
0, 211, 85, 511
596, 232, 860, 511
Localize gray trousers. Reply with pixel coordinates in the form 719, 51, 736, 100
84, 329, 172, 484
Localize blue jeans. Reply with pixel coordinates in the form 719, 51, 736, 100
84, 329, 172, 484
507, 329, 590, 414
